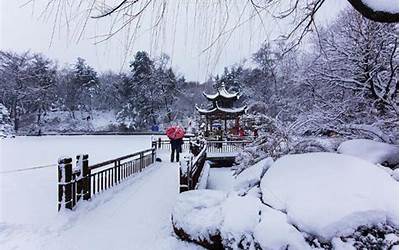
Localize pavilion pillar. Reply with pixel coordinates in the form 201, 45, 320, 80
224, 118, 227, 133
235, 117, 240, 135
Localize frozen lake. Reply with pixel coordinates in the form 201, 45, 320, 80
0, 135, 161, 226
0, 135, 161, 172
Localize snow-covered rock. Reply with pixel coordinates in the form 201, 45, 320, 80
254, 206, 311, 250
172, 190, 226, 248
172, 190, 263, 249
260, 152, 399, 240
361, 0, 399, 14
234, 157, 273, 194
338, 139, 399, 166
393, 168, 399, 181
378, 165, 399, 182
220, 195, 261, 248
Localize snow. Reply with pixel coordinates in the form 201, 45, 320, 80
331, 238, 356, 250
220, 195, 261, 248
0, 135, 152, 226
195, 105, 246, 115
1, 161, 201, 250
361, 0, 399, 14
196, 161, 211, 189
18, 110, 119, 134
203, 84, 238, 100
172, 189, 227, 241
172, 190, 262, 248
260, 152, 399, 240
254, 205, 311, 250
206, 168, 234, 191
233, 157, 273, 194
337, 139, 399, 165
206, 152, 238, 158
1, 135, 152, 172
393, 168, 399, 181
378, 165, 399, 181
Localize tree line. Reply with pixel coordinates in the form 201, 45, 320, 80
0, 8, 398, 140
0, 50, 210, 133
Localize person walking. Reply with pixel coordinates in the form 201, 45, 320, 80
166, 125, 185, 163
170, 137, 183, 162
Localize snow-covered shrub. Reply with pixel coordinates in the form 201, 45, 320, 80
234, 113, 290, 175
0, 103, 14, 138
310, 224, 399, 250
338, 139, 399, 168
233, 157, 273, 196
260, 152, 399, 241
291, 136, 343, 154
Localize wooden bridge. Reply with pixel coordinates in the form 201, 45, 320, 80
57, 138, 250, 211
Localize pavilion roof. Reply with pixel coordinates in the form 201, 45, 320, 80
203, 83, 238, 100
195, 104, 246, 117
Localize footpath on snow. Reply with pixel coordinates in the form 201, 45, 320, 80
1, 158, 201, 250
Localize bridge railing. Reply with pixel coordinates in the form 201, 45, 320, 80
58, 147, 156, 211
206, 140, 252, 153
179, 144, 207, 192
152, 138, 191, 151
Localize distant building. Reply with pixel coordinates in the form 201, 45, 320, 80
195, 83, 246, 138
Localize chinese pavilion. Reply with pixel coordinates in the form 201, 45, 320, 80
196, 83, 246, 136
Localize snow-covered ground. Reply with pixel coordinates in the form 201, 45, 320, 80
1, 163, 201, 250
0, 136, 150, 231
206, 168, 234, 191
0, 137, 202, 250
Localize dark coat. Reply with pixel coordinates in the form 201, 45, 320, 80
170, 138, 183, 151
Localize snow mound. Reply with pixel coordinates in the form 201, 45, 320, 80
338, 139, 399, 166
378, 165, 399, 182
361, 0, 399, 14
221, 195, 261, 248
260, 152, 399, 240
234, 157, 273, 194
172, 191, 263, 249
172, 190, 226, 244
254, 205, 311, 250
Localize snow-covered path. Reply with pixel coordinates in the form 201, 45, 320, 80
1, 162, 201, 250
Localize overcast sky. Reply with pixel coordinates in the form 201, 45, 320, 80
1, 0, 349, 82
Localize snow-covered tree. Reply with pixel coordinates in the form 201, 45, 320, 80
59, 58, 99, 118
295, 8, 399, 141
0, 103, 14, 138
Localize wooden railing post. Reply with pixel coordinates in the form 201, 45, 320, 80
151, 148, 155, 163
140, 152, 144, 171
114, 161, 118, 185
80, 154, 90, 201
58, 157, 73, 211
188, 156, 193, 189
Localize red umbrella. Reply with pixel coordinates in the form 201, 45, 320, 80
166, 126, 185, 140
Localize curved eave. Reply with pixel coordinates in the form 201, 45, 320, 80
203, 91, 239, 101
196, 104, 247, 116
196, 105, 217, 114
